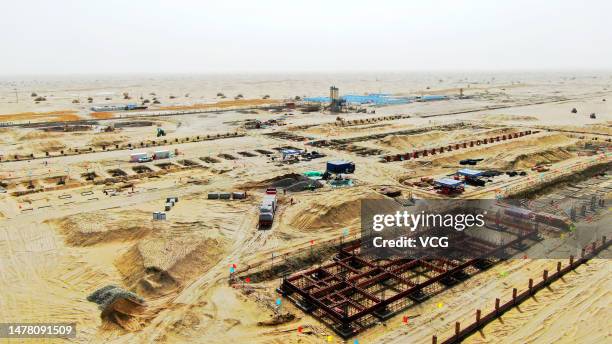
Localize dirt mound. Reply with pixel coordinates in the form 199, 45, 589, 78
479, 114, 538, 122
242, 172, 321, 191
52, 210, 155, 246
378, 131, 447, 150
31, 139, 66, 152
90, 134, 129, 147
91, 112, 115, 119
506, 147, 573, 169
257, 313, 295, 326
87, 285, 147, 331
464, 127, 517, 137
427, 133, 578, 169
157, 98, 280, 111
115, 236, 226, 296
569, 124, 612, 135
379, 128, 518, 151
0, 110, 80, 123
288, 188, 384, 230
303, 123, 392, 136
285, 180, 323, 192
11, 131, 67, 152
272, 176, 306, 188
19, 131, 61, 140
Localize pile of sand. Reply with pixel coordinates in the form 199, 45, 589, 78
91, 112, 115, 119
479, 114, 539, 121
0, 110, 80, 123
378, 131, 447, 150
115, 236, 226, 296
302, 123, 392, 136
157, 98, 279, 111
571, 124, 612, 135
288, 188, 384, 230
378, 127, 517, 151
30, 140, 67, 152
0, 128, 13, 144
285, 180, 323, 192
242, 172, 322, 191
87, 285, 147, 331
89, 134, 129, 147
11, 131, 67, 152
507, 147, 573, 169
19, 131, 61, 140
52, 210, 156, 246
427, 133, 578, 169
473, 127, 520, 136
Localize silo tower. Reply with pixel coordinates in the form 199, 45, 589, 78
330, 86, 341, 112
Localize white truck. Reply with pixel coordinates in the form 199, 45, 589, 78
154, 149, 171, 160
130, 152, 149, 162
259, 188, 278, 228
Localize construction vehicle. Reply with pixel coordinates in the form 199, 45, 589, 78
156, 127, 166, 137
434, 178, 464, 195
531, 164, 550, 172
130, 152, 148, 162
259, 188, 278, 229
590, 113, 597, 119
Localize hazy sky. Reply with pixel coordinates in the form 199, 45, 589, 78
1, 0, 611, 74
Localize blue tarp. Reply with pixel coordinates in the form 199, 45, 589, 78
303, 96, 331, 102
327, 160, 355, 174
304, 94, 411, 105
303, 93, 447, 105
421, 95, 448, 101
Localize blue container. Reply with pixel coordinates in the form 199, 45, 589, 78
326, 160, 355, 174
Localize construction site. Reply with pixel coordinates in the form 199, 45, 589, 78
1, 73, 611, 344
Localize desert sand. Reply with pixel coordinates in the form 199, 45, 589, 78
0, 72, 610, 343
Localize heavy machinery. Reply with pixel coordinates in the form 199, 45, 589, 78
156, 127, 166, 137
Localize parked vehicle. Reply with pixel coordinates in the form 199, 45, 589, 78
259, 188, 278, 228
130, 152, 148, 162
153, 150, 170, 159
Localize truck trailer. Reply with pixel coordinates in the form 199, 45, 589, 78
259, 188, 278, 228
154, 149, 171, 159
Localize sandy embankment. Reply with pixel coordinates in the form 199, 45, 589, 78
0, 110, 81, 122
419, 133, 580, 170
